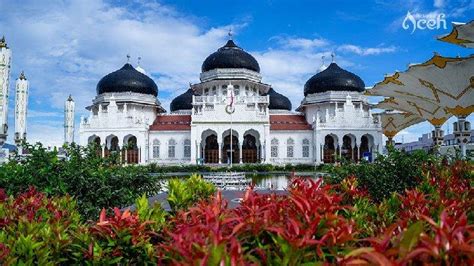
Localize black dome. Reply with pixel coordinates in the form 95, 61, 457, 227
264, 88, 292, 111
202, 40, 260, 73
304, 63, 365, 96
170, 89, 194, 112
97, 63, 158, 96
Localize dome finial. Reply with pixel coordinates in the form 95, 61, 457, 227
228, 28, 233, 40
137, 56, 142, 66
126, 54, 131, 63
67, 94, 73, 101
0, 35, 6, 48
331, 52, 335, 63
19, 71, 26, 80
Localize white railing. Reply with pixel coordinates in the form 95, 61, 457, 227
193, 95, 269, 105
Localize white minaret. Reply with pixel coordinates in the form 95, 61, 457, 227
0, 36, 12, 146
64, 95, 75, 144
14, 71, 28, 145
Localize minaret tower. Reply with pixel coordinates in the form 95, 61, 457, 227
0, 36, 12, 146
64, 95, 75, 144
14, 71, 28, 145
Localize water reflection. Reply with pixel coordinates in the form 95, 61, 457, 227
250, 173, 326, 190
158, 172, 328, 191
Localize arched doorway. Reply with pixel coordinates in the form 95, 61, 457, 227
359, 134, 373, 162
88, 135, 101, 157
222, 131, 239, 164
105, 135, 120, 158
123, 135, 139, 164
323, 135, 336, 163
342, 135, 356, 161
242, 134, 258, 163
204, 134, 219, 164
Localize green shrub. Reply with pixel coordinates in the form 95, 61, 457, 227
167, 174, 216, 212
325, 148, 436, 202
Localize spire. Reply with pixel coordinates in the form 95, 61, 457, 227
19, 71, 26, 80
67, 94, 73, 101
0, 36, 7, 48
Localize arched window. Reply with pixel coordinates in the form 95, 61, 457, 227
234, 85, 240, 96
287, 138, 295, 158
183, 139, 191, 158
271, 138, 279, 158
168, 139, 176, 158
302, 139, 310, 158
152, 139, 160, 158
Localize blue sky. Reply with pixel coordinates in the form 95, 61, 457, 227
0, 0, 472, 146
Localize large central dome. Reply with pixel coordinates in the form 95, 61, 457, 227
96, 63, 158, 96
202, 40, 260, 73
304, 63, 365, 96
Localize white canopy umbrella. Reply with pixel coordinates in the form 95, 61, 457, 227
376, 97, 452, 127
366, 54, 474, 117
369, 54, 473, 154
438, 20, 474, 48
379, 111, 425, 146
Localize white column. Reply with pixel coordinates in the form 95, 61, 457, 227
218, 142, 222, 164
350, 140, 355, 161
0, 37, 12, 146
14, 71, 29, 146
239, 144, 243, 164
64, 95, 75, 144
190, 127, 198, 163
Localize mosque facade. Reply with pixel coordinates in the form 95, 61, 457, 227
79, 39, 383, 165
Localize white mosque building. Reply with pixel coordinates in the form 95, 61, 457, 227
78, 38, 383, 165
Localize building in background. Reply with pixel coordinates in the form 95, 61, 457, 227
14, 71, 28, 147
395, 128, 474, 158
79, 38, 383, 165
64, 95, 75, 144
0, 36, 11, 147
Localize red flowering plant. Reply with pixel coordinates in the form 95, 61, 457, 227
342, 210, 474, 265
78, 207, 157, 264
158, 192, 245, 265
0, 187, 82, 265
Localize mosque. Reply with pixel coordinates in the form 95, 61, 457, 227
78, 37, 383, 165
0, 35, 383, 165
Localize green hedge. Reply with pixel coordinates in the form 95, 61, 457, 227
324, 148, 438, 202
146, 162, 322, 173
0, 143, 161, 220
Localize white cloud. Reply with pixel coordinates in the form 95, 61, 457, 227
273, 36, 330, 50
337, 44, 397, 56
0, 1, 416, 147
0, 0, 241, 146
434, 0, 445, 8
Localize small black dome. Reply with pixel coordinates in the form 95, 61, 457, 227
170, 88, 194, 112
97, 63, 158, 96
264, 88, 292, 111
202, 40, 260, 73
304, 63, 365, 96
